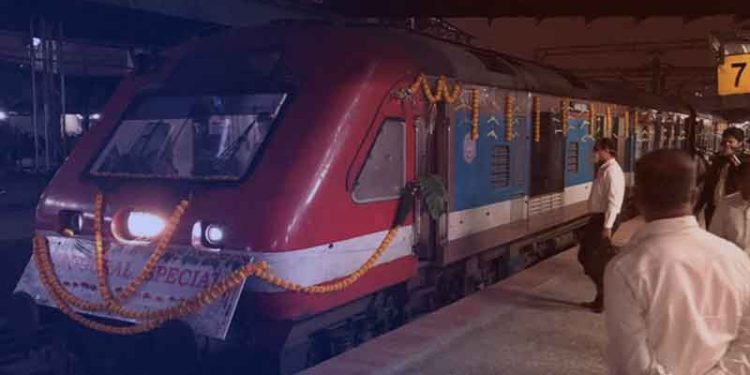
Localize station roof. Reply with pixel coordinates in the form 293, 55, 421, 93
0, 0, 221, 47
296, 0, 750, 20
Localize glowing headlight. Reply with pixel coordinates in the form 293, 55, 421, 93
191, 221, 225, 250
205, 224, 225, 245
125, 212, 166, 240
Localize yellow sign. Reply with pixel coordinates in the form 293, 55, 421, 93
718, 54, 750, 95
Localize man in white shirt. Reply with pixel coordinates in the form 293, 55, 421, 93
604, 149, 750, 375
579, 138, 625, 313
710, 162, 750, 254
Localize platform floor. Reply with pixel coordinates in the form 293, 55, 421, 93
300, 217, 645, 375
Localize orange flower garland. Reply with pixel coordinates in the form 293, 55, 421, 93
471, 89, 480, 140
33, 191, 401, 335
533, 96, 541, 143
624, 110, 630, 138
408, 74, 480, 141
505, 95, 514, 141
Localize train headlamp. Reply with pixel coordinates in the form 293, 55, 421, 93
124, 211, 166, 240
205, 225, 225, 245
58, 210, 83, 236
191, 221, 225, 250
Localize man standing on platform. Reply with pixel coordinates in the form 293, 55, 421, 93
709, 162, 750, 254
695, 127, 749, 227
604, 149, 750, 375
578, 138, 625, 313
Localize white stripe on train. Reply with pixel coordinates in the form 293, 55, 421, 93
448, 182, 593, 241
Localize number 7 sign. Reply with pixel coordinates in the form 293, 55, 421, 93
718, 54, 750, 95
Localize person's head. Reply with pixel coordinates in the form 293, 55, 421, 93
634, 149, 698, 221
739, 162, 750, 200
720, 127, 745, 156
593, 138, 617, 163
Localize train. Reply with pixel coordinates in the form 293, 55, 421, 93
9, 23, 728, 375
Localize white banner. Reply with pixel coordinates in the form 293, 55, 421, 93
15, 235, 252, 339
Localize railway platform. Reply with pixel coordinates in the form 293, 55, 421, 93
300, 217, 645, 375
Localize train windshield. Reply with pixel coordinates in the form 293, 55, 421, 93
89, 93, 287, 180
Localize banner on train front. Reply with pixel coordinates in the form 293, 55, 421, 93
14, 235, 252, 339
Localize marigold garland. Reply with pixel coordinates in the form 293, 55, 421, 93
33, 192, 401, 334
408, 74, 479, 141
505, 95, 514, 142
624, 110, 630, 137
471, 89, 480, 140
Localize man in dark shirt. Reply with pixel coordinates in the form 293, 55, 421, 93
695, 127, 750, 227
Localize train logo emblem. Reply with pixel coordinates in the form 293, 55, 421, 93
463, 133, 477, 164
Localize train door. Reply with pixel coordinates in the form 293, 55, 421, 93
529, 96, 566, 198
414, 100, 449, 261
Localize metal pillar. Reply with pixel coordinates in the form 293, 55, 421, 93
40, 18, 50, 172
58, 21, 67, 156
29, 18, 39, 171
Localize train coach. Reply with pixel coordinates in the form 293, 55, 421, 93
10, 24, 720, 374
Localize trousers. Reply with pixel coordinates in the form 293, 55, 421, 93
577, 213, 620, 303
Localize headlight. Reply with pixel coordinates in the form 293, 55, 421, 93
205, 224, 225, 246
125, 211, 166, 240
191, 221, 225, 250
59, 210, 83, 236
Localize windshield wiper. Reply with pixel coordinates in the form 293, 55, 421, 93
211, 119, 258, 171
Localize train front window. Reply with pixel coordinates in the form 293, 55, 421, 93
90, 93, 287, 180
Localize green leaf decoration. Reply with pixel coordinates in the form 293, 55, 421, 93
419, 174, 447, 220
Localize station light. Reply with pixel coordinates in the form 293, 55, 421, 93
0, 111, 8, 121
90, 113, 101, 120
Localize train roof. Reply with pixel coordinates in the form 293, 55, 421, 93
189, 24, 690, 113
370, 26, 690, 112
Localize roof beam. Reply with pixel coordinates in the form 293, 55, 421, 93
304, 0, 750, 18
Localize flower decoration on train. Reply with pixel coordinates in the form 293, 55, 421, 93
533, 96, 541, 143
407, 74, 481, 141
505, 95, 515, 141
32, 190, 403, 335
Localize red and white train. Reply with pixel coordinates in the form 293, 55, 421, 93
12, 24, 722, 374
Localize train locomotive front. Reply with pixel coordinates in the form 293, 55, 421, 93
11, 24, 714, 375
14, 26, 427, 373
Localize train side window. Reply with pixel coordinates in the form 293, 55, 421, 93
490, 145, 511, 188
353, 119, 405, 203
566, 142, 579, 174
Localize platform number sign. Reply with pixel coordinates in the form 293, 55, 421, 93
718, 54, 750, 95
